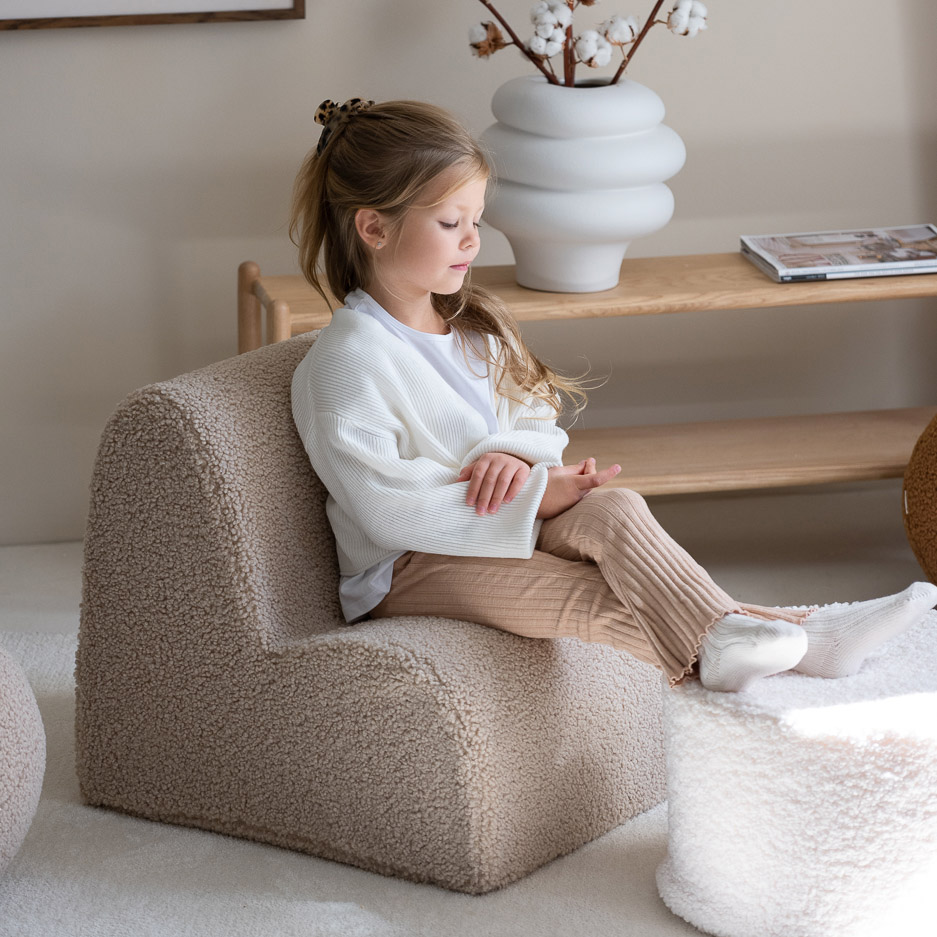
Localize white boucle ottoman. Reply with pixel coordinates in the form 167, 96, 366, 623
0, 645, 45, 875
656, 612, 937, 937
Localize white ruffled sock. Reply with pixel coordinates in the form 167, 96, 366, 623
698, 614, 808, 693
794, 581, 937, 678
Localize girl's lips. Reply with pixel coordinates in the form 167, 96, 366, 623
450, 263, 469, 271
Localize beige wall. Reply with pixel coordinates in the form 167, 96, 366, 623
2, 0, 936, 545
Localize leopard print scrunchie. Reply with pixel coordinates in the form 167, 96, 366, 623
315, 97, 375, 156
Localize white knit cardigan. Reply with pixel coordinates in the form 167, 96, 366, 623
291, 305, 569, 578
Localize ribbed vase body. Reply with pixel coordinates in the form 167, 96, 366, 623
480, 76, 686, 292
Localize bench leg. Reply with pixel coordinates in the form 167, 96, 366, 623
238, 261, 262, 354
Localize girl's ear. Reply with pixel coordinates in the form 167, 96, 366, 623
355, 209, 386, 249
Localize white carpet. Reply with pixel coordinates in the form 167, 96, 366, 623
0, 631, 699, 937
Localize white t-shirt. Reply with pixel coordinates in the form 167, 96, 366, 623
339, 289, 499, 621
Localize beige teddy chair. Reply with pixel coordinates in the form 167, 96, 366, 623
75, 333, 665, 894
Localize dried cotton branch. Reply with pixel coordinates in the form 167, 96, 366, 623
469, 0, 710, 86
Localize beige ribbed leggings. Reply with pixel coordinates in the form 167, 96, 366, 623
372, 487, 811, 686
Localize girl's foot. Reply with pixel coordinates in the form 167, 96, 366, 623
699, 614, 808, 692
794, 581, 937, 678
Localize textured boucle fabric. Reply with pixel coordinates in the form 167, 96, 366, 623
75, 333, 665, 894
0, 645, 45, 875
903, 412, 937, 583
657, 613, 937, 937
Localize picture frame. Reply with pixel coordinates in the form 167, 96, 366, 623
0, 0, 304, 30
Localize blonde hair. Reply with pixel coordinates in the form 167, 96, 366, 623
289, 98, 587, 417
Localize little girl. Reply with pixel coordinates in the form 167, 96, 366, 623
290, 97, 936, 692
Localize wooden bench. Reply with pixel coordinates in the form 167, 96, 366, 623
237, 255, 937, 495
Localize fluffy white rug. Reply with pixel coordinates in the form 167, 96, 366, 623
0, 632, 697, 937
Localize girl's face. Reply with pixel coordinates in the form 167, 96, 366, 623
371, 167, 486, 305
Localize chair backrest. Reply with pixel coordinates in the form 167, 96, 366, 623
81, 334, 344, 651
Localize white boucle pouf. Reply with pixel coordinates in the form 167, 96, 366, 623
0, 644, 46, 875
656, 612, 937, 937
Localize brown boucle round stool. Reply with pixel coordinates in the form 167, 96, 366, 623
0, 645, 45, 875
903, 412, 937, 584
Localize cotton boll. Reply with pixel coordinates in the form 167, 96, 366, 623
531, 0, 567, 32
668, 7, 687, 33
535, 19, 557, 38
602, 14, 639, 45
575, 30, 600, 62
550, 2, 573, 28
470, 21, 508, 58
669, 0, 707, 36
575, 29, 613, 68
539, 26, 566, 58
592, 38, 613, 67
677, 13, 706, 38
528, 34, 548, 54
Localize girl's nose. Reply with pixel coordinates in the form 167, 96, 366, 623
462, 226, 479, 250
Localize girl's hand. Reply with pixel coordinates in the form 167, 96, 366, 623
536, 458, 622, 519
458, 452, 531, 516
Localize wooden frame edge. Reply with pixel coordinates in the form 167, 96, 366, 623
0, 0, 303, 30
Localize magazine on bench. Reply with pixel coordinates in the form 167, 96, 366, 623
740, 224, 937, 282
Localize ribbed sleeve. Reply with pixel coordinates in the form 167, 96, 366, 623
291, 308, 567, 577
462, 426, 568, 470
308, 412, 548, 570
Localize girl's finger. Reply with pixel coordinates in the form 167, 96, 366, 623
486, 466, 520, 514
473, 463, 502, 515
595, 463, 621, 486
458, 460, 478, 483
502, 465, 530, 505
579, 463, 621, 490
464, 462, 485, 505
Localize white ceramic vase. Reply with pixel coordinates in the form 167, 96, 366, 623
479, 75, 686, 292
